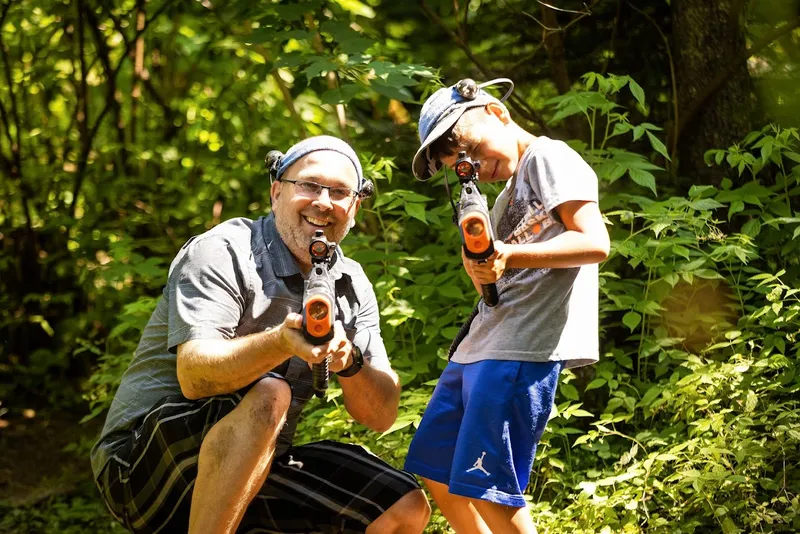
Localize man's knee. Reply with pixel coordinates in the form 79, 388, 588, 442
243, 376, 292, 432
369, 489, 431, 534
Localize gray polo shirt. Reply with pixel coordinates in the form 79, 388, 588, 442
451, 136, 600, 368
90, 214, 390, 479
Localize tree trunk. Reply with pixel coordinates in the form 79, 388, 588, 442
672, 0, 760, 184
541, 5, 587, 141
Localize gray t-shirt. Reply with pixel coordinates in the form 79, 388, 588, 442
90, 214, 390, 479
451, 136, 600, 368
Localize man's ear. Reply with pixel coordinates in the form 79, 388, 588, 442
270, 179, 282, 204
485, 101, 510, 124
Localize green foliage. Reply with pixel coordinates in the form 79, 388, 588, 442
0, 491, 125, 534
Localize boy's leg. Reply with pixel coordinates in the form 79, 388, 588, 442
471, 499, 537, 534
444, 360, 561, 533
421, 478, 492, 534
188, 376, 291, 533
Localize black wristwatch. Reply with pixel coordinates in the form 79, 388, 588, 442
337, 345, 364, 378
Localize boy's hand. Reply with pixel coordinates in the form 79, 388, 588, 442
462, 241, 509, 285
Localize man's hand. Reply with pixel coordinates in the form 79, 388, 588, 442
279, 313, 352, 371
462, 240, 510, 286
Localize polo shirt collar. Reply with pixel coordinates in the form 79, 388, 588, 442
260, 213, 347, 280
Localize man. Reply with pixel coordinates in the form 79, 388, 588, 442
91, 136, 431, 534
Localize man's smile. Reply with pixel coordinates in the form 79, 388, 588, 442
303, 215, 331, 228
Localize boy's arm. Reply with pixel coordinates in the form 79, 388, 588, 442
465, 200, 609, 284
506, 200, 609, 269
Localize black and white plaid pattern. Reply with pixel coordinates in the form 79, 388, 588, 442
96, 394, 420, 534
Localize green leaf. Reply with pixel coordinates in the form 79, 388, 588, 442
728, 200, 745, 219
742, 219, 761, 237
560, 383, 579, 401
638, 386, 662, 408
629, 79, 646, 109
689, 185, 716, 198
690, 198, 724, 211
441, 327, 461, 338
273, 3, 317, 20
628, 169, 657, 195
303, 58, 338, 80
694, 269, 724, 279
371, 80, 414, 102
404, 202, 427, 223
585, 378, 607, 391
623, 311, 641, 331
320, 84, 364, 105
437, 285, 462, 299
646, 131, 670, 160
332, 0, 376, 18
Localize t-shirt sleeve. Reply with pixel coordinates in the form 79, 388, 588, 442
525, 140, 599, 214
352, 277, 391, 372
166, 236, 249, 352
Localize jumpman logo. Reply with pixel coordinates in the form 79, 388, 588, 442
284, 455, 304, 469
466, 451, 491, 476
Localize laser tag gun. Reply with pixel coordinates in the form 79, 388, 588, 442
302, 230, 338, 398
454, 151, 499, 307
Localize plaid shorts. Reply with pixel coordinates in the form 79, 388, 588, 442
96, 394, 420, 534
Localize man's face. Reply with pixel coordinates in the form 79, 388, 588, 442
440, 104, 519, 182
270, 151, 360, 271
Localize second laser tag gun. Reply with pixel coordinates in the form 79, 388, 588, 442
302, 230, 338, 398
454, 151, 499, 307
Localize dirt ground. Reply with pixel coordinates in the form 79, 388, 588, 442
0, 408, 123, 533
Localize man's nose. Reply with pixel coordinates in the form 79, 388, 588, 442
312, 187, 333, 210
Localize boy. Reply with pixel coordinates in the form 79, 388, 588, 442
404, 79, 610, 533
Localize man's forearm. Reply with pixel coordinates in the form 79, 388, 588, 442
177, 326, 292, 400
339, 365, 401, 433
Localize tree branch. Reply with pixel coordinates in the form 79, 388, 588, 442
678, 15, 800, 138
600, 0, 621, 75
0, 3, 23, 183
629, 3, 678, 167
522, 0, 599, 37
0, 2, 34, 235
418, 0, 551, 134
306, 13, 349, 142
537, 0, 592, 15
68, 1, 172, 216
83, 3, 128, 173
71, 0, 91, 218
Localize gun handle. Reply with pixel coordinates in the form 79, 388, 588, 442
312, 357, 329, 398
482, 283, 499, 307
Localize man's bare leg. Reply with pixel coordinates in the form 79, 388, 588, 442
366, 488, 431, 534
188, 377, 291, 534
421, 478, 492, 534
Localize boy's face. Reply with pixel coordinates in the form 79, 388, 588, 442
439, 103, 519, 182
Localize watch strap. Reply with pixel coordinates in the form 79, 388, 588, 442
337, 345, 364, 377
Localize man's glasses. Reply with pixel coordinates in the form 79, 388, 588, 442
279, 179, 358, 206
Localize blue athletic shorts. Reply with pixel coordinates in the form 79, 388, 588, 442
404, 359, 562, 508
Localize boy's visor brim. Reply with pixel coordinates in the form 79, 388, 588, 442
412, 96, 495, 181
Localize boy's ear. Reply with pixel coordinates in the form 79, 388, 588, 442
485, 101, 511, 124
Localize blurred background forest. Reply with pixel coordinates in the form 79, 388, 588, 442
1, 0, 800, 532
